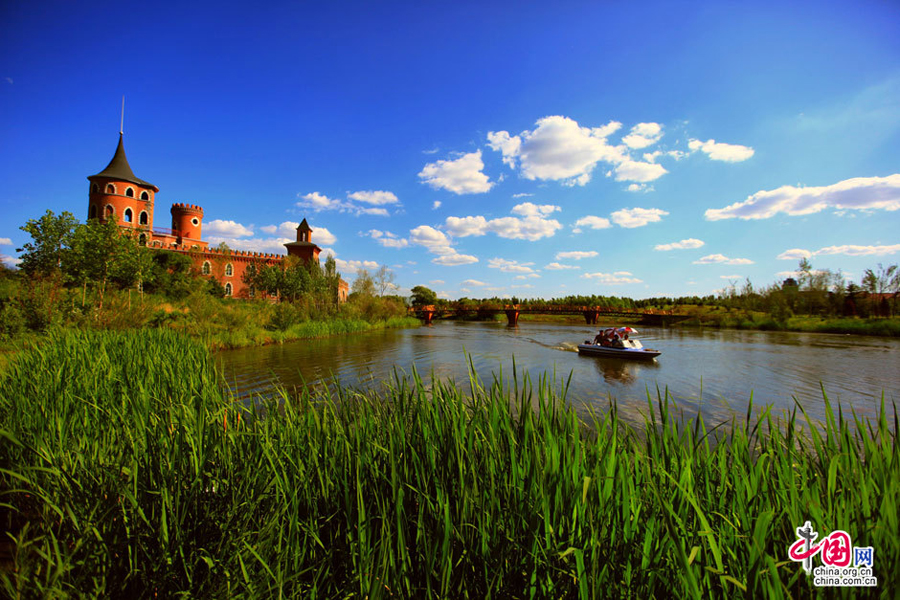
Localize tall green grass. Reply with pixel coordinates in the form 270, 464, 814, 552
1, 330, 897, 597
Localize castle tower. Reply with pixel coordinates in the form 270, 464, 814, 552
284, 218, 321, 263
170, 203, 205, 247
87, 133, 158, 238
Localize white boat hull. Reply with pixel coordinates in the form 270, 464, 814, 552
577, 343, 661, 360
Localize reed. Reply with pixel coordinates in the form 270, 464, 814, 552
1, 330, 897, 598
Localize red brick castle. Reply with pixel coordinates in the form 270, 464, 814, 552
87, 133, 348, 300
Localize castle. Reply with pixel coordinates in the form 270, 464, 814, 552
87, 133, 349, 301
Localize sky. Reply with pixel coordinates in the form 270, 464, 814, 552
2, 0, 899, 300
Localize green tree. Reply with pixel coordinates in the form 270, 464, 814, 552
65, 216, 136, 310
352, 268, 376, 297
862, 263, 899, 294
410, 285, 437, 307
17, 210, 78, 278
374, 264, 396, 296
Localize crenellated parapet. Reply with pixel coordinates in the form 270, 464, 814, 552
171, 202, 204, 214
203, 247, 284, 261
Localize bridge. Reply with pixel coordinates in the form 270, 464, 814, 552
408, 305, 689, 327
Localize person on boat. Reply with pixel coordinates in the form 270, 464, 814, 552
611, 333, 625, 348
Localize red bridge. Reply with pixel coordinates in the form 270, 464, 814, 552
408, 305, 687, 327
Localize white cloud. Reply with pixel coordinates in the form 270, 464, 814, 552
512, 192, 534, 198
610, 207, 668, 228
545, 262, 580, 270
488, 258, 535, 273
487, 116, 626, 186
688, 138, 755, 162
298, 191, 342, 210
409, 224, 477, 265
432, 201, 441, 209
368, 229, 409, 248
348, 190, 399, 205
297, 192, 394, 216
430, 280, 445, 285
1, 254, 22, 267
622, 122, 663, 149
613, 159, 667, 182
418, 151, 493, 194
815, 244, 900, 257
410, 225, 454, 255
555, 250, 597, 260
432, 253, 478, 266
655, 238, 705, 251
462, 279, 487, 286
705, 175, 900, 221
510, 202, 559, 218
720, 274, 744, 279
205, 219, 253, 238
581, 272, 643, 284
693, 254, 754, 265
261, 221, 299, 236
486, 131, 522, 168
310, 226, 336, 245
444, 203, 562, 242
335, 258, 380, 272
572, 215, 612, 233
359, 207, 390, 216
0, 237, 11, 245
776, 248, 813, 260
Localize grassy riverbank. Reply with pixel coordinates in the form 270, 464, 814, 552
0, 274, 420, 372
674, 306, 900, 337
1, 330, 896, 597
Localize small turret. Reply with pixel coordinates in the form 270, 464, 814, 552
171, 203, 204, 241
284, 218, 321, 263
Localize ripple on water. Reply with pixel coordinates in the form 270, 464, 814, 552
216, 322, 900, 426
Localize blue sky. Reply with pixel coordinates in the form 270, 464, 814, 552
2, 0, 898, 299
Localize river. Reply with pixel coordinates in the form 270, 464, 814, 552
217, 321, 900, 427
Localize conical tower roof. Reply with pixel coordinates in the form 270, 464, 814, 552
89, 133, 158, 191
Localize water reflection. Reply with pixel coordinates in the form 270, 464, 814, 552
583, 355, 660, 385
217, 321, 900, 427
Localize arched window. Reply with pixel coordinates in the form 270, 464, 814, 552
140, 191, 149, 200
191, 217, 200, 227
224, 283, 233, 297
91, 183, 99, 194
225, 263, 233, 277
138, 233, 147, 246
125, 187, 135, 197
202, 261, 211, 275
139, 211, 149, 225
104, 204, 115, 218
106, 183, 115, 194
89, 205, 97, 219
124, 208, 133, 223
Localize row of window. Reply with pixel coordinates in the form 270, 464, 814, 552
89, 204, 149, 225
201, 261, 234, 277
91, 183, 152, 200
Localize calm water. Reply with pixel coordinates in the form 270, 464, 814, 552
217, 321, 900, 426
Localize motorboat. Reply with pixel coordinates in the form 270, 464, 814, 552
577, 327, 661, 360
